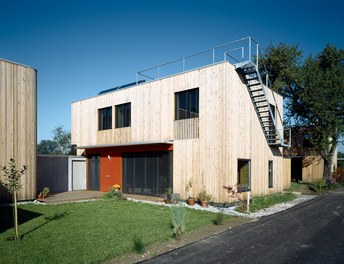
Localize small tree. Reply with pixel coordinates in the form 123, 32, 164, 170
1, 159, 28, 240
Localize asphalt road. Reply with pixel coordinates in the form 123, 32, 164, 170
143, 191, 344, 264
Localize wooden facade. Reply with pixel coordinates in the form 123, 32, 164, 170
72, 61, 286, 202
0, 59, 37, 201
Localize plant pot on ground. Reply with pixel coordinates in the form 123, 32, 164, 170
185, 178, 196, 206
186, 197, 196, 206
198, 189, 212, 208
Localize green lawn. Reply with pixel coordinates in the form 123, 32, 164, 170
0, 200, 232, 263
249, 192, 296, 212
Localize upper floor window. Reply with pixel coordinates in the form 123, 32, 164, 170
175, 88, 199, 120
115, 103, 131, 128
98, 106, 112, 130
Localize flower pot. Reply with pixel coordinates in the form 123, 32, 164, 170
201, 200, 208, 208
187, 197, 196, 206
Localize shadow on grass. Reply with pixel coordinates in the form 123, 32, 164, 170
1, 206, 69, 240
0, 206, 42, 234
20, 212, 69, 239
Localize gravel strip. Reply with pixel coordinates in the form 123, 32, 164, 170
127, 194, 318, 219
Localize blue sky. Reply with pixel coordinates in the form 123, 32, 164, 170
1, 0, 343, 151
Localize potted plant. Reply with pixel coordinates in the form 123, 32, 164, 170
42, 187, 49, 198
198, 189, 212, 207
185, 178, 196, 206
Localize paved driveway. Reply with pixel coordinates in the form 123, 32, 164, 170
143, 191, 344, 264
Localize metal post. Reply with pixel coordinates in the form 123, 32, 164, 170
256, 43, 259, 67
249, 37, 252, 63
212, 48, 215, 63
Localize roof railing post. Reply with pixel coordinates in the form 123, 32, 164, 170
256, 43, 259, 67
249, 37, 252, 63
212, 48, 215, 63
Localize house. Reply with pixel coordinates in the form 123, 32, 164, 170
0, 59, 37, 202
284, 126, 337, 182
71, 37, 290, 202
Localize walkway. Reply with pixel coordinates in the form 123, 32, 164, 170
37, 190, 165, 204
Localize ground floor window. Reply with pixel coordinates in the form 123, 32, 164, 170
268, 160, 273, 188
122, 151, 173, 196
238, 159, 250, 192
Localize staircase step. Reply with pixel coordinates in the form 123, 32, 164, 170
251, 94, 265, 99
243, 68, 257, 75
248, 82, 260, 87
256, 104, 268, 108
246, 76, 259, 81
253, 100, 267, 104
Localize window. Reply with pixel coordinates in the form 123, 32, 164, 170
238, 159, 251, 192
175, 88, 199, 120
268, 160, 273, 188
98, 107, 112, 130
115, 103, 131, 128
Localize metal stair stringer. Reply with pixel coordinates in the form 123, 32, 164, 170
235, 61, 285, 147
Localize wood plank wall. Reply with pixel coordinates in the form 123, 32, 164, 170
283, 158, 291, 190
0, 60, 37, 201
72, 61, 286, 202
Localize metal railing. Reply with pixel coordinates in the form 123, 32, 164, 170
136, 36, 259, 83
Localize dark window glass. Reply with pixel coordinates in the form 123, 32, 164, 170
98, 107, 112, 130
115, 103, 131, 128
268, 160, 273, 188
238, 159, 251, 192
122, 151, 173, 196
175, 88, 199, 120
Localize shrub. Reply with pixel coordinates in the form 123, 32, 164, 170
103, 187, 123, 200
132, 234, 146, 254
312, 178, 326, 194
213, 210, 224, 225
332, 168, 344, 184
170, 206, 186, 240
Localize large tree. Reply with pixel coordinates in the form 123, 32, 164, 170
38, 125, 71, 155
261, 43, 344, 178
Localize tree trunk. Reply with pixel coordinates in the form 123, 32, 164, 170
323, 159, 332, 179
13, 190, 19, 240
322, 144, 336, 179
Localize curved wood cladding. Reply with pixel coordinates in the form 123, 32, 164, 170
72, 61, 285, 202
0, 59, 37, 201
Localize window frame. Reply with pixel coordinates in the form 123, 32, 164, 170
175, 88, 199, 120
98, 106, 112, 130
115, 102, 131, 128
237, 159, 251, 192
268, 160, 273, 188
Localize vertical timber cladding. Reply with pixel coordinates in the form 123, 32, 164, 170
0, 60, 37, 201
122, 151, 173, 196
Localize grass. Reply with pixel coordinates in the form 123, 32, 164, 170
0, 199, 233, 263
249, 192, 296, 212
